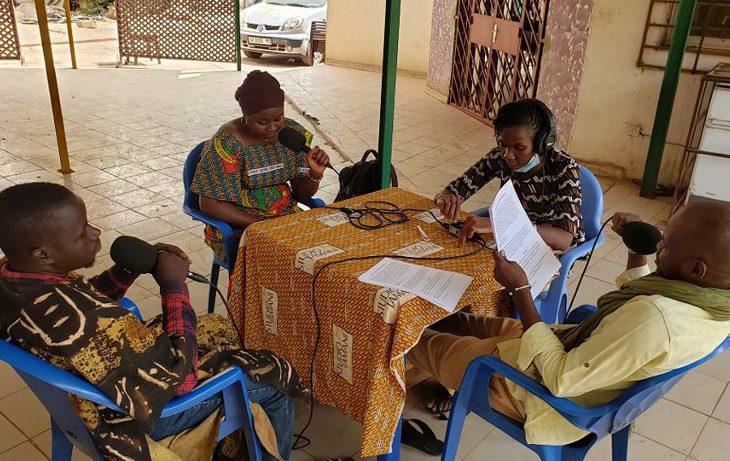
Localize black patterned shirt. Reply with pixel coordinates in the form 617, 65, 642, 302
445, 147, 585, 244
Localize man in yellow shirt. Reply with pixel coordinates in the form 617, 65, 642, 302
408, 202, 730, 445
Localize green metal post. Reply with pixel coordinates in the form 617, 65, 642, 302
378, 0, 401, 189
640, 0, 696, 198
235, 0, 242, 71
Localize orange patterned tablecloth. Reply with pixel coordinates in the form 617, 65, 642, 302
227, 188, 509, 457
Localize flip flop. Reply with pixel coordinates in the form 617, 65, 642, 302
401, 418, 444, 456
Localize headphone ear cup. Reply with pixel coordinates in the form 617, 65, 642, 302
535, 130, 548, 156
533, 99, 557, 155
543, 129, 557, 154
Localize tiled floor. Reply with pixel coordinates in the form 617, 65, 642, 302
0, 63, 727, 461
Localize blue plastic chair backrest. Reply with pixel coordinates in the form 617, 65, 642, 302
0, 297, 262, 460
0, 339, 112, 459
561, 335, 730, 438
578, 166, 603, 241
183, 142, 206, 213
606, 335, 730, 432
0, 298, 144, 459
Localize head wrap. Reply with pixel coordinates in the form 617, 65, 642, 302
235, 70, 285, 115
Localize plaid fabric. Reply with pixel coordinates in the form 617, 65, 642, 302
159, 281, 198, 393
88, 264, 138, 301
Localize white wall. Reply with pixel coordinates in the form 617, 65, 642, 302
569, 0, 708, 185
325, 0, 433, 76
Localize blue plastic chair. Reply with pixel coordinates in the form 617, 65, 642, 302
182, 141, 326, 313
533, 166, 605, 324
0, 298, 264, 461
441, 305, 730, 461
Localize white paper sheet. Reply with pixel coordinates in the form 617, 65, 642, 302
489, 181, 561, 299
414, 208, 444, 224
358, 258, 473, 312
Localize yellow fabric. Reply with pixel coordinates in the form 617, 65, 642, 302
151, 409, 221, 461
146, 401, 279, 460
227, 188, 509, 456
497, 265, 730, 445
250, 403, 283, 461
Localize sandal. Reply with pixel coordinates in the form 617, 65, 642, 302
401, 418, 444, 456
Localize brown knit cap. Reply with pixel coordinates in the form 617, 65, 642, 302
234, 70, 285, 115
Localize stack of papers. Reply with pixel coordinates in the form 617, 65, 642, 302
359, 258, 472, 312
488, 181, 561, 299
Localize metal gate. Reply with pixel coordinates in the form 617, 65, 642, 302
449, 0, 549, 124
0, 0, 21, 60
116, 0, 238, 64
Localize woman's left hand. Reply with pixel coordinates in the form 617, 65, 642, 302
306, 146, 329, 180
493, 250, 529, 291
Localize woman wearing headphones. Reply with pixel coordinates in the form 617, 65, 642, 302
423, 99, 585, 417
436, 98, 584, 252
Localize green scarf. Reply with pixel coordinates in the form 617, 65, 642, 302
556, 274, 730, 351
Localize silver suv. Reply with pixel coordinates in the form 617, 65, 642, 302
241, 0, 327, 65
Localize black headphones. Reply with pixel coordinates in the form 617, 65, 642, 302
530, 99, 557, 156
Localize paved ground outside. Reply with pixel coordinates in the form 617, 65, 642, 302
1, 14, 314, 71
0, 63, 727, 461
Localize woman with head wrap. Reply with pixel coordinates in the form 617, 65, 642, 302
191, 70, 330, 263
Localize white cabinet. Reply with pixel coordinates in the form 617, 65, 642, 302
688, 154, 730, 203
675, 63, 730, 213
698, 85, 730, 155
687, 82, 730, 205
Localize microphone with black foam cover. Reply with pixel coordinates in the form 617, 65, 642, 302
622, 221, 663, 255
110, 235, 208, 283
278, 126, 335, 172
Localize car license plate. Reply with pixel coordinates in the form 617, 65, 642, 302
249, 36, 272, 45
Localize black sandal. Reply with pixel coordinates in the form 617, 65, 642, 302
401, 418, 444, 456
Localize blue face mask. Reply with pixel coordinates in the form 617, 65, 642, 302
515, 154, 540, 173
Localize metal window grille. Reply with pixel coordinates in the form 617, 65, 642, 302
639, 0, 730, 73
449, 0, 549, 124
0, 0, 21, 60
115, 0, 237, 64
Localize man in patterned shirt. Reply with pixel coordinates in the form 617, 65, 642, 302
435, 99, 584, 251
0, 182, 307, 460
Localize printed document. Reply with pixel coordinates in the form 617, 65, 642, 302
358, 258, 472, 312
489, 181, 561, 299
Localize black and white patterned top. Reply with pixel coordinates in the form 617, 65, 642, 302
445, 147, 585, 244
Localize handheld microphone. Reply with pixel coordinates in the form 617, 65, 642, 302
278, 127, 335, 172
109, 235, 208, 283
622, 221, 663, 255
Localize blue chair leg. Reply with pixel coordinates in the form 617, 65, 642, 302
377, 414, 403, 461
611, 426, 631, 461
50, 419, 73, 461
537, 445, 566, 461
441, 389, 469, 461
208, 262, 220, 314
